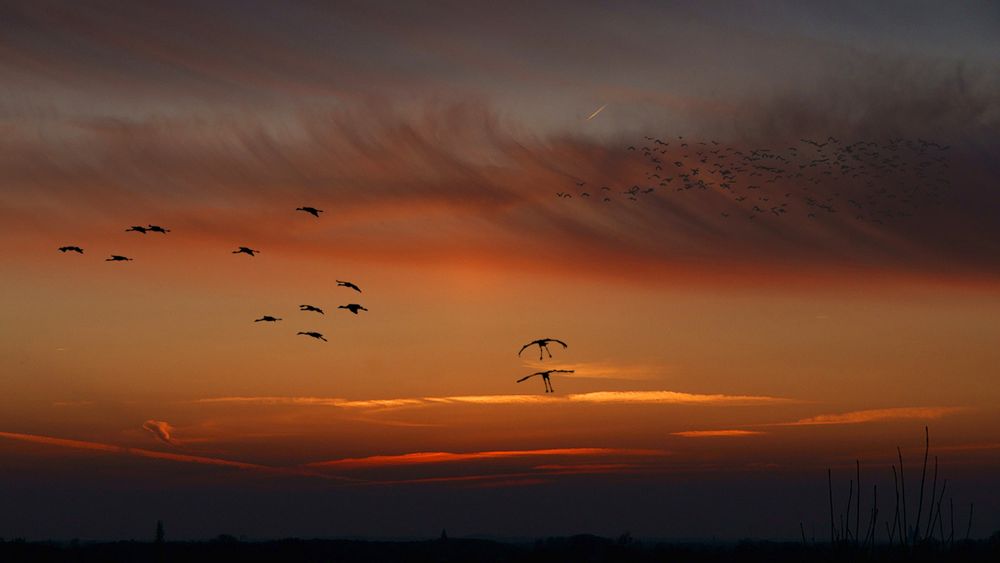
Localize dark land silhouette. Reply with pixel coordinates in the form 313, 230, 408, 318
1, 534, 997, 563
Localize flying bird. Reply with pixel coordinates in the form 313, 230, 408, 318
516, 369, 574, 393
338, 304, 368, 315
337, 280, 362, 293
147, 225, 170, 233
297, 331, 327, 342
58, 246, 84, 254
299, 305, 324, 314
296, 206, 323, 217
232, 247, 259, 256
254, 315, 282, 323
518, 338, 568, 360
105, 255, 133, 262
125, 226, 148, 234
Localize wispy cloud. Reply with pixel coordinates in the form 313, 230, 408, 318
0, 430, 354, 481
197, 389, 792, 411
777, 406, 968, 426
519, 361, 664, 380
307, 447, 666, 469
672, 430, 765, 438
142, 420, 175, 446
564, 391, 790, 406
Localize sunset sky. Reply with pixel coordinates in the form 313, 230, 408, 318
1, 0, 999, 541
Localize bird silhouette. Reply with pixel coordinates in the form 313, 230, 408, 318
516, 369, 574, 393
147, 225, 170, 233
338, 304, 368, 315
297, 331, 327, 342
299, 305, 324, 314
336, 280, 362, 293
518, 338, 568, 360
233, 247, 259, 256
58, 246, 84, 254
126, 226, 148, 234
296, 206, 323, 217
105, 255, 133, 262
254, 315, 282, 322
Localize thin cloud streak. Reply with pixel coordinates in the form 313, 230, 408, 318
672, 430, 765, 438
307, 447, 667, 469
0, 430, 355, 481
520, 361, 664, 380
196, 389, 793, 411
776, 406, 968, 426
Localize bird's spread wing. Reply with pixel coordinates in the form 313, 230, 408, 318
516, 373, 540, 383
517, 343, 533, 356
551, 339, 568, 348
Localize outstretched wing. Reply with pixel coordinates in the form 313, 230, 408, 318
551, 369, 575, 374
517, 342, 534, 357
549, 339, 568, 348
516, 373, 540, 383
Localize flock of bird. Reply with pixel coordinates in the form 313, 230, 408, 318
59, 208, 572, 393
559, 136, 952, 223
58, 207, 369, 345
252, 279, 368, 343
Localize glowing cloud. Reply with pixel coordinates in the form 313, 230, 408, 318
519, 361, 662, 380
142, 420, 175, 445
565, 391, 789, 406
779, 406, 967, 426
672, 430, 765, 438
197, 390, 791, 410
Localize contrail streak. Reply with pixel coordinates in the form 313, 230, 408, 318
586, 103, 607, 121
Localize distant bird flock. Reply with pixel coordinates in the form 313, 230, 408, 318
57, 207, 368, 352
560, 136, 951, 223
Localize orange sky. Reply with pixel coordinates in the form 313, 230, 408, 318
1, 0, 999, 541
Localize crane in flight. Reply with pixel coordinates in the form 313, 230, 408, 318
336, 280, 361, 293
516, 369, 574, 393
297, 331, 327, 342
338, 304, 368, 315
147, 224, 170, 233
232, 246, 259, 256
254, 315, 282, 323
299, 304, 324, 314
518, 338, 568, 360
58, 246, 84, 254
105, 255, 133, 262
296, 206, 323, 217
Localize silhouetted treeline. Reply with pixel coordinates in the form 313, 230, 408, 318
0, 534, 998, 563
